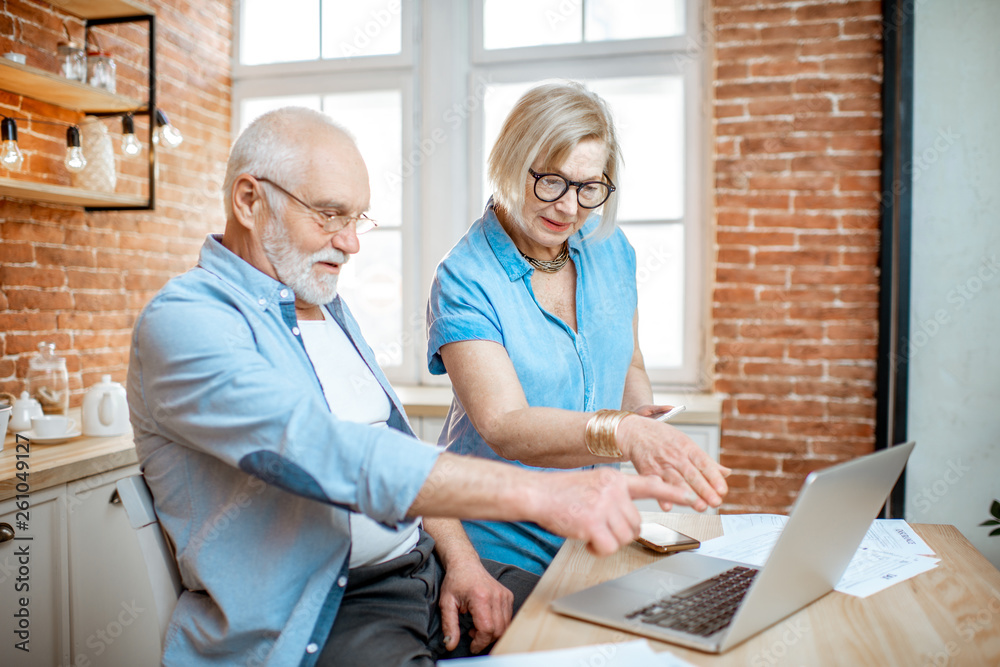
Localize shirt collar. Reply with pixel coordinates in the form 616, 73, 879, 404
481, 198, 587, 282
197, 234, 317, 311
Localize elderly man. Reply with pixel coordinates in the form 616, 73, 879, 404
128, 107, 687, 666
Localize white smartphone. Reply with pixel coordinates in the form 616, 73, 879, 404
655, 405, 686, 422
634, 522, 701, 554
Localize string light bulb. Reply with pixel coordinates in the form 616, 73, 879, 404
64, 125, 87, 173
153, 109, 183, 148
121, 114, 142, 156
1, 117, 25, 171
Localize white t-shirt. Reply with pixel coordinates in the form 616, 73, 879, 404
298, 308, 420, 568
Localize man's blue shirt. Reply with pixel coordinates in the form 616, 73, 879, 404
128, 234, 441, 666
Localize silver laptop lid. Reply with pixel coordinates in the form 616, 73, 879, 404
721, 441, 916, 650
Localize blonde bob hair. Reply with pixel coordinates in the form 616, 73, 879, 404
488, 81, 621, 239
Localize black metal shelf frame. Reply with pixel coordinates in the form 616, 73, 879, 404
84, 13, 157, 211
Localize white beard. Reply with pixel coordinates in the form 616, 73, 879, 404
261, 217, 350, 306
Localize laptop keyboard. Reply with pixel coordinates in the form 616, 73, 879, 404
625, 566, 759, 638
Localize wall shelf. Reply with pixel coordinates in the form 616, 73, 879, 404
0, 59, 143, 113
47, 0, 154, 19
0, 2, 157, 211
0, 176, 147, 208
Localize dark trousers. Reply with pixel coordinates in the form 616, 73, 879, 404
317, 531, 538, 666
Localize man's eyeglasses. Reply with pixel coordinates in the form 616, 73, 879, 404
254, 176, 377, 235
528, 168, 616, 209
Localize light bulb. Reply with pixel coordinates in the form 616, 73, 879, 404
153, 109, 183, 148
122, 132, 142, 156
121, 114, 142, 156
1, 117, 24, 171
65, 126, 87, 173
159, 123, 183, 148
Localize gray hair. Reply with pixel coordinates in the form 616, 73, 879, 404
222, 107, 354, 222
488, 81, 621, 239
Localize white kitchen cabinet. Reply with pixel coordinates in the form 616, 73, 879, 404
0, 484, 71, 667
0, 463, 160, 667
67, 465, 160, 666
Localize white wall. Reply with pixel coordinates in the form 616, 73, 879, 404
907, 0, 1000, 568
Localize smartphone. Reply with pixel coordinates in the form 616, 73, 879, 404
655, 405, 687, 422
634, 522, 701, 554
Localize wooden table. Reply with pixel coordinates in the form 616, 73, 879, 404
493, 513, 1000, 665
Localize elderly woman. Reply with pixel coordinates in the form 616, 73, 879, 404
425, 82, 730, 576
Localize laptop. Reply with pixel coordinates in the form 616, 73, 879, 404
551, 441, 916, 653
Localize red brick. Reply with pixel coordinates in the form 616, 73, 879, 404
5, 332, 72, 355
792, 115, 881, 134
796, 1, 880, 22
716, 210, 751, 227
716, 80, 796, 100
717, 267, 788, 286
718, 248, 752, 264
0, 312, 58, 332
1, 265, 66, 288
717, 341, 787, 359
716, 378, 796, 396
788, 342, 878, 361
748, 174, 836, 192
34, 246, 97, 269
812, 440, 876, 457
760, 23, 840, 42
794, 77, 882, 97
713, 287, 757, 304
756, 250, 837, 267
801, 37, 882, 58
737, 399, 826, 418
742, 361, 825, 378
720, 453, 781, 472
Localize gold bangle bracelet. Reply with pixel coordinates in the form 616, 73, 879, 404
585, 409, 631, 458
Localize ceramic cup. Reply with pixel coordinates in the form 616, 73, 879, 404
32, 415, 76, 439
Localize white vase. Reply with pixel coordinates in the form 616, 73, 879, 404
71, 115, 116, 192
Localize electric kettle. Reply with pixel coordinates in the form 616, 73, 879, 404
82, 375, 130, 437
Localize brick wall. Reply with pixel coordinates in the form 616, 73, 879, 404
712, 1, 884, 512
0, 0, 231, 404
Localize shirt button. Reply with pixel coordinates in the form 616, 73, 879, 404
292, 327, 300, 336
280, 289, 288, 298
305, 642, 318, 654
337, 576, 348, 588
258, 298, 266, 306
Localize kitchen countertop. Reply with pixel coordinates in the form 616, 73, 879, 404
0, 407, 137, 502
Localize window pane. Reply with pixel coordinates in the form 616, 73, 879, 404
585, 0, 684, 41
338, 230, 403, 367
587, 76, 684, 221
483, 0, 581, 50
240, 96, 322, 132
322, 90, 402, 228
482, 76, 684, 221
622, 223, 684, 369
321, 0, 402, 59
241, 0, 320, 65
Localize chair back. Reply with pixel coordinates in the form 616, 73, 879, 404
115, 474, 183, 644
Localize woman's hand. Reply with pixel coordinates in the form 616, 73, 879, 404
616, 415, 731, 511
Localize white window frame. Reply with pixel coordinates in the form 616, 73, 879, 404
230, 0, 707, 389
464, 0, 707, 388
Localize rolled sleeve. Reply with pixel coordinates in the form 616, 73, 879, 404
426, 259, 505, 376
